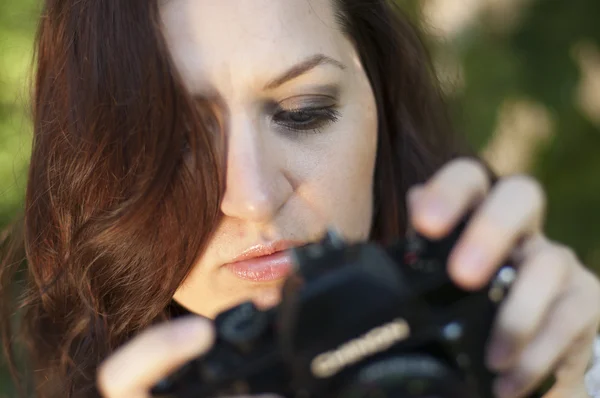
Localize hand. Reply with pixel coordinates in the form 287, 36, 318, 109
97, 316, 215, 398
97, 316, 281, 398
407, 158, 600, 398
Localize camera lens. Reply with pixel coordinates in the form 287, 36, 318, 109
337, 355, 470, 398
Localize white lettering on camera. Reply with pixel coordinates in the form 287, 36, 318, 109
310, 318, 411, 378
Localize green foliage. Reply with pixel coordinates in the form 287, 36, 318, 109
0, 0, 599, 394
0, 0, 39, 230
508, 1, 600, 267
0, 1, 39, 394
421, 0, 600, 272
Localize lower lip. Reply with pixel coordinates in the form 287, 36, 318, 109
224, 251, 294, 282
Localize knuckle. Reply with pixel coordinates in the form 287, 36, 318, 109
503, 175, 547, 208
557, 245, 579, 267
541, 244, 587, 284
580, 269, 600, 302
591, 272, 600, 298
542, 244, 575, 272
497, 310, 531, 343
451, 157, 484, 172
517, 354, 546, 385
451, 158, 490, 185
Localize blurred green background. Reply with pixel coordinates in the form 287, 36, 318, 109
1, 0, 599, 396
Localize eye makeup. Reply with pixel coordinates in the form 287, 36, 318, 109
267, 84, 342, 135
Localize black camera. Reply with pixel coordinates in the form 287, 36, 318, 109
152, 220, 549, 398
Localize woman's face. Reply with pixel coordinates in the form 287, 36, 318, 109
160, 0, 378, 318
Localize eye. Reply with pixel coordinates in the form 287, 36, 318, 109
286, 111, 314, 123
273, 106, 340, 133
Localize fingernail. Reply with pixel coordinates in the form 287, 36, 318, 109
494, 376, 518, 398
451, 244, 488, 283
416, 197, 453, 235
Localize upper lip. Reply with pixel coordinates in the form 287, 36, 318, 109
225, 240, 306, 264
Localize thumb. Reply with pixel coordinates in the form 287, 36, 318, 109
97, 316, 214, 398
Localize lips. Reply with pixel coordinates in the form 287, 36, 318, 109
222, 240, 304, 282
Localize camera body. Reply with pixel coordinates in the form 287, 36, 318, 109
152, 221, 543, 398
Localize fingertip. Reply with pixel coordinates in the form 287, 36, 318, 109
448, 269, 487, 292
448, 246, 490, 291
412, 212, 452, 240
409, 190, 456, 240
97, 316, 215, 397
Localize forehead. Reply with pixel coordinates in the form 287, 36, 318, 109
159, 0, 352, 95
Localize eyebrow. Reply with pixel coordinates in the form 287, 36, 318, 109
264, 54, 346, 90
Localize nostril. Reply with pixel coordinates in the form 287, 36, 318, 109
220, 187, 278, 222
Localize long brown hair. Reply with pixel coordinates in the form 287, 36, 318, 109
1, 0, 466, 397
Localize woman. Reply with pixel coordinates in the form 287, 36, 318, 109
1, 0, 599, 397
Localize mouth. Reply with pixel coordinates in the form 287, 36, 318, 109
222, 240, 306, 282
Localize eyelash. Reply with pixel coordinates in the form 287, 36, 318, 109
182, 106, 341, 154
272, 106, 341, 134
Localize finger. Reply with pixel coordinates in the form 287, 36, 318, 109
495, 328, 597, 398
97, 316, 214, 398
543, 382, 592, 398
487, 241, 573, 371
448, 175, 546, 289
492, 271, 600, 398
553, 269, 600, 386
553, 327, 599, 388
409, 158, 491, 239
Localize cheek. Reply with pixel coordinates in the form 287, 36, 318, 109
308, 95, 378, 241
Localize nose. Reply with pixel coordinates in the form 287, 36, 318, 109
220, 114, 292, 223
